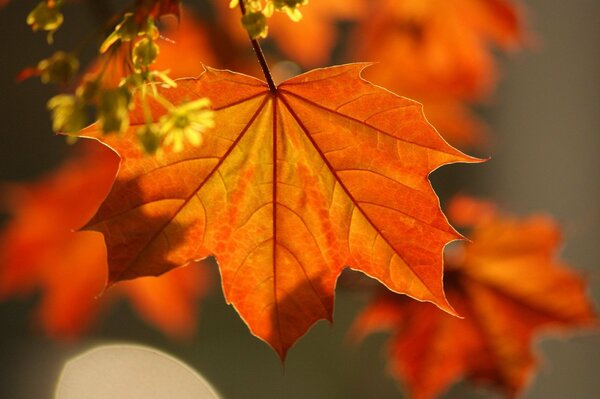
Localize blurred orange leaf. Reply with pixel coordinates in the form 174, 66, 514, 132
354, 0, 526, 99
81, 63, 476, 359
0, 141, 118, 297
0, 141, 209, 338
155, 8, 218, 74
267, 0, 365, 67
352, 196, 597, 399
351, 0, 527, 147
136, 0, 182, 20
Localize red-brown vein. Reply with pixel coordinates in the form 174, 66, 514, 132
278, 93, 438, 299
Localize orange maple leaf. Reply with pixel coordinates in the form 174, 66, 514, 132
350, 0, 527, 147
81, 64, 477, 359
353, 0, 526, 100
351, 196, 597, 399
0, 141, 117, 297
0, 141, 209, 338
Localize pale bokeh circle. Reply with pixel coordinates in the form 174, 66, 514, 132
55, 344, 221, 399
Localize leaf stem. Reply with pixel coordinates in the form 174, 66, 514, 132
238, 2, 277, 93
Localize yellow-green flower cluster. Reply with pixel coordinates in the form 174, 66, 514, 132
98, 87, 132, 134
230, 0, 309, 39
158, 98, 215, 153
27, 0, 64, 43
137, 98, 215, 155
37, 51, 79, 85
47, 94, 86, 135
99, 13, 139, 53
27, 5, 214, 156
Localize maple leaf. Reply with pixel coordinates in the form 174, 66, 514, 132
119, 257, 210, 338
0, 141, 209, 338
350, 0, 527, 147
353, 0, 526, 100
81, 63, 477, 358
0, 141, 118, 297
351, 196, 597, 399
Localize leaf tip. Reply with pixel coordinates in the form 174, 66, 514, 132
433, 295, 462, 319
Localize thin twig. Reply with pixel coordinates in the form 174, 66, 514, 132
238, 2, 277, 93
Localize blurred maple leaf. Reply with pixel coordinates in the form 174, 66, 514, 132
79, 63, 477, 359
135, 0, 182, 20
0, 10, 217, 337
265, 0, 365, 67
351, 195, 597, 399
354, 0, 526, 99
156, 8, 218, 74
350, 0, 527, 148
0, 141, 210, 338
0, 142, 118, 299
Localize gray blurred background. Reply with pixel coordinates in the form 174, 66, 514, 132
0, 0, 599, 398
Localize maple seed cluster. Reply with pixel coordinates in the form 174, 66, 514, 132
231, 0, 308, 39
27, 0, 64, 43
26, 0, 215, 155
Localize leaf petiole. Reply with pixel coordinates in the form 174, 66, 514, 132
238, 1, 277, 93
